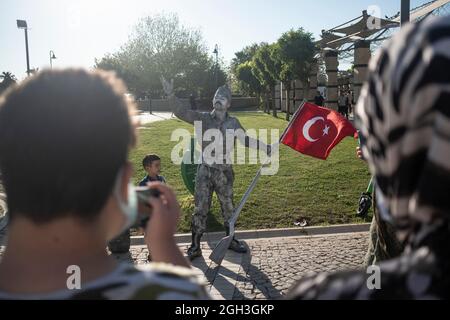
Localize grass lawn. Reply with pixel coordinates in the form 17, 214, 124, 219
130, 112, 373, 234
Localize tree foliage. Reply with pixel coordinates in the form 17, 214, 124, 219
0, 72, 17, 94
95, 13, 226, 98
276, 28, 315, 84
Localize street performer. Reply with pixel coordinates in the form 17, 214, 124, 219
162, 78, 271, 260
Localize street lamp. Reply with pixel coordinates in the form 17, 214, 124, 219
401, 0, 410, 26
49, 50, 57, 69
213, 44, 219, 89
16, 19, 31, 77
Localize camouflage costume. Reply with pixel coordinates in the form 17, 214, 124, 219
172, 106, 247, 235
168, 85, 269, 259
364, 191, 404, 266
193, 163, 234, 234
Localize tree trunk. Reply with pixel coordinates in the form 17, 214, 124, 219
304, 80, 310, 104
285, 85, 291, 121
271, 86, 277, 117
264, 92, 270, 114
256, 93, 261, 110
288, 80, 296, 121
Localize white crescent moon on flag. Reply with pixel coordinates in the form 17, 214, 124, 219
302, 116, 324, 142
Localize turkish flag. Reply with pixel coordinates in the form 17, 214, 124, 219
281, 102, 356, 160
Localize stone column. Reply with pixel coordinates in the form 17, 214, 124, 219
281, 84, 287, 112
293, 79, 304, 112
324, 49, 339, 111
308, 61, 318, 103
275, 82, 281, 110
289, 80, 295, 113
353, 40, 371, 104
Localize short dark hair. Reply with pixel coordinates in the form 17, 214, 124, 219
0, 69, 137, 224
142, 154, 161, 168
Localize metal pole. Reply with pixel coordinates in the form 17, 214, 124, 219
214, 44, 219, 89
215, 52, 218, 89
50, 52, 53, 69
401, 0, 410, 26
24, 29, 30, 76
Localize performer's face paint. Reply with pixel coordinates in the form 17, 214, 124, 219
213, 85, 232, 112
213, 93, 230, 111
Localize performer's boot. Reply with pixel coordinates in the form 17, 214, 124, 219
187, 232, 203, 261
225, 226, 247, 253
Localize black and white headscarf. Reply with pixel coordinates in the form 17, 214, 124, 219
355, 16, 450, 245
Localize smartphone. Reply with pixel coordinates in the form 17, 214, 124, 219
135, 186, 161, 228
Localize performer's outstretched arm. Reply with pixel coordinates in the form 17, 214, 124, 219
234, 119, 271, 155
168, 94, 202, 125
161, 77, 201, 125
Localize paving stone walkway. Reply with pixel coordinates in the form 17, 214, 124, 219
112, 232, 369, 300
0, 194, 368, 301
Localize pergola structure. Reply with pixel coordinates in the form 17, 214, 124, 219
317, 11, 400, 110
276, 0, 450, 112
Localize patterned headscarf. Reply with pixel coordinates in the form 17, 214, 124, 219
355, 16, 450, 245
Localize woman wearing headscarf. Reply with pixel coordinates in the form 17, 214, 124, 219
287, 15, 450, 299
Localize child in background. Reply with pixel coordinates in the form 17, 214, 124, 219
139, 154, 166, 262
139, 154, 166, 186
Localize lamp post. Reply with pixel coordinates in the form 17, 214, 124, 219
401, 0, 410, 27
213, 44, 219, 89
16, 19, 31, 77
49, 50, 57, 69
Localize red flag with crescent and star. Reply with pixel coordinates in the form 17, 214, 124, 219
281, 102, 356, 160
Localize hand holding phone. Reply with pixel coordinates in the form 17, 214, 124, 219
135, 186, 161, 228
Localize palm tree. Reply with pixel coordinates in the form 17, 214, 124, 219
0, 72, 17, 93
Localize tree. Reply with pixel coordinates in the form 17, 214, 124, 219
276, 28, 315, 120
231, 43, 261, 74
252, 44, 278, 117
0, 72, 17, 94
231, 43, 262, 96
95, 13, 226, 99
235, 61, 263, 101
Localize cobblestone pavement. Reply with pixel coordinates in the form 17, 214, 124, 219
0, 231, 368, 300
112, 232, 369, 300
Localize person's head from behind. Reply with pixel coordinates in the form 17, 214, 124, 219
0, 69, 137, 242
355, 16, 450, 248
143, 154, 161, 177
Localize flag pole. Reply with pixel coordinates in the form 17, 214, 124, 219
279, 99, 307, 142
209, 100, 308, 265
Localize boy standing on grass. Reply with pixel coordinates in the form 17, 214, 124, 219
139, 154, 166, 186
139, 154, 166, 262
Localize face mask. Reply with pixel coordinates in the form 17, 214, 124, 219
113, 168, 138, 234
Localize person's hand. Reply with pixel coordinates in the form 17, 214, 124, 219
160, 76, 174, 97
144, 182, 180, 244
142, 182, 190, 268
356, 146, 365, 161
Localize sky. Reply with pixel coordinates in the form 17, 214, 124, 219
0, 0, 427, 80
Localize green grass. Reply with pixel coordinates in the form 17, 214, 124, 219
130, 112, 373, 233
